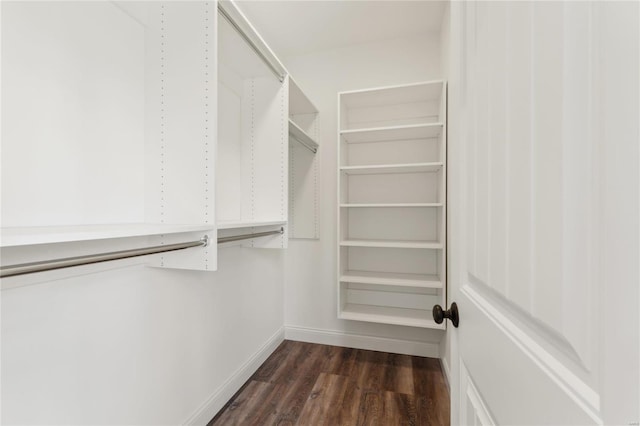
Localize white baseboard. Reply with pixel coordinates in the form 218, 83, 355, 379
284, 325, 440, 358
183, 327, 285, 425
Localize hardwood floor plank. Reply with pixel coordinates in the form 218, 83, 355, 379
209, 380, 275, 426
210, 341, 449, 426
383, 353, 415, 396
412, 356, 450, 426
251, 340, 297, 382
296, 373, 361, 425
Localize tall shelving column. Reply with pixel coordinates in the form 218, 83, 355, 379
337, 81, 447, 329
288, 77, 320, 239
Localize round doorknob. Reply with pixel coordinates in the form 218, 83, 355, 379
432, 302, 459, 328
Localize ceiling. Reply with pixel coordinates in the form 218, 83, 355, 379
235, 1, 446, 59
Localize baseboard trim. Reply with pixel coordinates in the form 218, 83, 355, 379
284, 325, 439, 358
183, 327, 285, 425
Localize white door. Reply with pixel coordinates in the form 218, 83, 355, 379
446, 2, 639, 424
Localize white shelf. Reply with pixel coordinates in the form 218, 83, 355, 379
339, 303, 445, 329
0, 223, 215, 248
289, 77, 318, 115
216, 220, 286, 230
289, 119, 319, 152
340, 162, 443, 175
340, 239, 442, 249
340, 203, 443, 208
340, 270, 442, 288
340, 123, 443, 144
339, 80, 445, 108
337, 81, 447, 330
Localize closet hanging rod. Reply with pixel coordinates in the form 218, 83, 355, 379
217, 227, 284, 244
218, 4, 286, 83
0, 237, 209, 278
290, 135, 318, 154
0, 228, 284, 278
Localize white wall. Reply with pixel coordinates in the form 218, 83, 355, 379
282, 34, 446, 356
1, 247, 284, 425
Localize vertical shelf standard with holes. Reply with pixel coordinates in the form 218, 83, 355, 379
337, 81, 447, 329
288, 77, 320, 239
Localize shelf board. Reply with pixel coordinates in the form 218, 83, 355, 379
340, 162, 443, 175
340, 239, 442, 249
216, 220, 286, 230
289, 119, 318, 152
0, 223, 215, 248
341, 270, 442, 288
340, 123, 443, 144
340, 203, 443, 208
339, 80, 445, 108
339, 303, 445, 329
289, 77, 318, 115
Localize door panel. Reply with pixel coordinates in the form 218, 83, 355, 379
449, 1, 639, 424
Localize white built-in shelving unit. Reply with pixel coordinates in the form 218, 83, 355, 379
216, 2, 289, 248
288, 77, 320, 239
1, 2, 217, 273
337, 80, 447, 329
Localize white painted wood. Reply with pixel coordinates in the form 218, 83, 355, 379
0, 224, 215, 248
344, 205, 438, 242
339, 304, 445, 330
216, 220, 286, 230
288, 77, 320, 240
1, 2, 145, 229
346, 247, 439, 276
288, 119, 318, 151
340, 123, 443, 144
2, 1, 217, 271
341, 163, 443, 175
347, 172, 441, 204
143, 1, 217, 271
341, 203, 443, 208
289, 76, 318, 115
216, 10, 288, 248
341, 270, 442, 288
447, 2, 639, 424
284, 325, 440, 358
340, 240, 442, 249
337, 81, 447, 329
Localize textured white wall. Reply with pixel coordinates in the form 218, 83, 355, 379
282, 34, 447, 348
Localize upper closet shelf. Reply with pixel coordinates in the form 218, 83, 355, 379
289, 119, 318, 153
216, 220, 286, 230
340, 203, 443, 208
340, 270, 442, 288
0, 223, 215, 248
340, 80, 445, 108
340, 123, 443, 144
340, 239, 443, 249
289, 76, 318, 115
340, 162, 443, 175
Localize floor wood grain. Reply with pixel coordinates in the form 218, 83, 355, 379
209, 340, 449, 426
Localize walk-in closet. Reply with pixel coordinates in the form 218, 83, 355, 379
1, 1, 638, 425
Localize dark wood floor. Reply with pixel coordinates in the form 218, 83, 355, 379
209, 340, 450, 426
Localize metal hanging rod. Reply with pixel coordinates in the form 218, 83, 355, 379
290, 135, 318, 154
218, 4, 286, 83
0, 227, 284, 278
217, 227, 284, 244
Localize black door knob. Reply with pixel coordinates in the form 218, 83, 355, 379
432, 302, 459, 328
